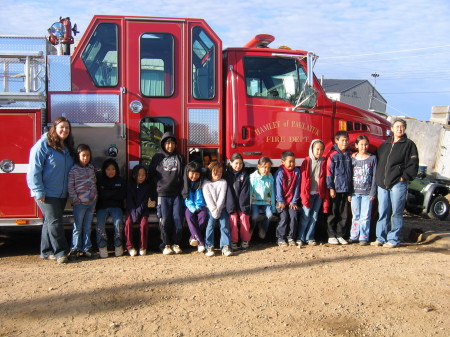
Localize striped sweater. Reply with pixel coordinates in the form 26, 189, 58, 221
68, 163, 97, 205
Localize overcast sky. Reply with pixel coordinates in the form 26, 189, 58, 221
1, 0, 449, 121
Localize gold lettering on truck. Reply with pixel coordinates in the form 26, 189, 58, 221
255, 121, 281, 136
265, 136, 285, 142
252, 120, 320, 143
291, 121, 319, 136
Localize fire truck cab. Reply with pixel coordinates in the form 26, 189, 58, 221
0, 15, 390, 226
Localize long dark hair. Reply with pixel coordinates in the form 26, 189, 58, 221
47, 116, 75, 154
75, 144, 92, 165
182, 161, 203, 198
101, 158, 120, 179
355, 135, 370, 144
130, 164, 147, 183
228, 153, 245, 171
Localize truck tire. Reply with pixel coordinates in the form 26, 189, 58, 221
428, 196, 449, 221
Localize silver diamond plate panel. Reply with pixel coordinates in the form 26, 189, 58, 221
188, 108, 219, 145
48, 55, 71, 91
50, 94, 119, 123
0, 36, 48, 53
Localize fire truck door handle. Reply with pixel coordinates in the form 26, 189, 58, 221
120, 87, 126, 139
229, 65, 237, 149
242, 126, 251, 141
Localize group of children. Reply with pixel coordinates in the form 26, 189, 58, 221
66, 129, 377, 259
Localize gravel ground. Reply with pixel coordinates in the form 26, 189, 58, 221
0, 214, 449, 337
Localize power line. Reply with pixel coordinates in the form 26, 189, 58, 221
321, 44, 450, 59
320, 50, 450, 65
382, 90, 450, 95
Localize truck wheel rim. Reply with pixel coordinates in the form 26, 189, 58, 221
434, 201, 447, 216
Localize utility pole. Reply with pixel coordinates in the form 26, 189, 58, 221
368, 72, 379, 111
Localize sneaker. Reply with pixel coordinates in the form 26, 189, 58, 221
222, 245, 232, 256
308, 240, 317, 246
205, 246, 215, 257
84, 249, 97, 258
383, 242, 398, 248
139, 249, 147, 256
328, 237, 339, 245
278, 240, 288, 247
129, 248, 138, 256
359, 241, 369, 246
99, 247, 108, 258
370, 241, 383, 247
258, 227, 266, 239
297, 241, 303, 248
231, 242, 239, 250
336, 237, 348, 245
198, 245, 205, 253
189, 239, 199, 247
41, 254, 56, 260
172, 245, 183, 254
241, 241, 249, 250
67, 249, 79, 260
57, 255, 69, 264
347, 238, 358, 244
163, 245, 174, 255
287, 238, 296, 247
115, 246, 124, 257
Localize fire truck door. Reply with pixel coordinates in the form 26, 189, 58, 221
124, 20, 184, 167
232, 55, 324, 165
0, 112, 39, 219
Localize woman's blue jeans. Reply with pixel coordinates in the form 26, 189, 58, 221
376, 182, 407, 245
37, 197, 69, 259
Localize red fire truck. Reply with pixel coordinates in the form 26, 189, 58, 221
0, 15, 390, 226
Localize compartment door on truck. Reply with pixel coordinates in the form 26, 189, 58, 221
124, 19, 184, 167
0, 112, 39, 220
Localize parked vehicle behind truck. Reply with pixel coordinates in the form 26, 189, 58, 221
406, 170, 449, 221
0, 15, 390, 226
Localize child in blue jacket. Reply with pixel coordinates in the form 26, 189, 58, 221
326, 131, 353, 245
182, 161, 208, 253
249, 157, 276, 240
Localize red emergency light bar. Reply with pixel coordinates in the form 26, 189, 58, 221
243, 34, 275, 48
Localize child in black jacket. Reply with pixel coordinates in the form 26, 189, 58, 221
96, 159, 126, 258
224, 153, 251, 250
148, 132, 186, 255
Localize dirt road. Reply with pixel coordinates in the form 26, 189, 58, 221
0, 215, 449, 337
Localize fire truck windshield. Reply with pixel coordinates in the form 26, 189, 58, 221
244, 56, 316, 109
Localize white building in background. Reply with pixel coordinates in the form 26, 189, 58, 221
321, 79, 387, 117
391, 106, 450, 182
431, 106, 450, 126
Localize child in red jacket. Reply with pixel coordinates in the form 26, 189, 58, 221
297, 139, 329, 247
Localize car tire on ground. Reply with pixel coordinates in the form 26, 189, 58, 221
428, 196, 449, 221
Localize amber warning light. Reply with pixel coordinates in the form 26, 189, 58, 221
16, 220, 29, 225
